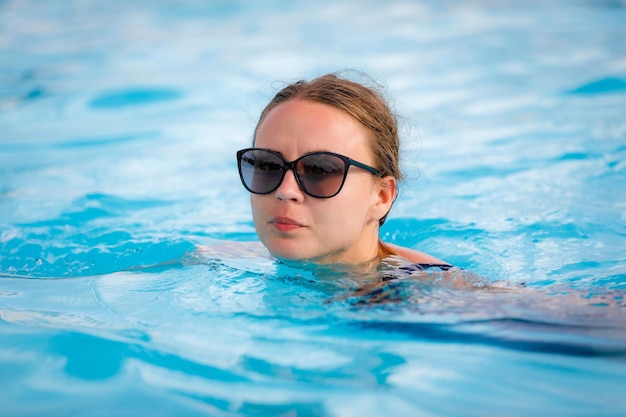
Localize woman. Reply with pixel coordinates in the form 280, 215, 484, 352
236, 72, 451, 271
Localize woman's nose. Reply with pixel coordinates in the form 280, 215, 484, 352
275, 169, 304, 202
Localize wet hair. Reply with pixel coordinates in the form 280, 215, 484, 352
253, 72, 403, 228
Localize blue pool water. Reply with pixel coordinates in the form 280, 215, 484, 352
1, 1, 626, 416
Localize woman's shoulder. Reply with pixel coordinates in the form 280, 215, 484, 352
378, 243, 492, 289
383, 242, 451, 267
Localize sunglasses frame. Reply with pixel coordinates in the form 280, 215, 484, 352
237, 147, 382, 198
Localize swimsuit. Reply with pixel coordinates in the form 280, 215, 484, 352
379, 262, 454, 282
400, 263, 453, 272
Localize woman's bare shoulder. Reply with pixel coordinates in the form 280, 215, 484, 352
384, 242, 450, 265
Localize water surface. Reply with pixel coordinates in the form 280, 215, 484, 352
1, 1, 626, 416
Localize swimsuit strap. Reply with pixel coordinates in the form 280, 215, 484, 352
400, 263, 453, 272
379, 262, 454, 282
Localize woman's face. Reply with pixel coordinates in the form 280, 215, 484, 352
251, 99, 393, 264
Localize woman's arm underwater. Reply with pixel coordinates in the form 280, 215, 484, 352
196, 240, 270, 258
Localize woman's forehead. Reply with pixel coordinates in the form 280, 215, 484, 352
255, 99, 374, 161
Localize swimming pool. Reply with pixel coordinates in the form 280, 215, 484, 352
1, 0, 625, 415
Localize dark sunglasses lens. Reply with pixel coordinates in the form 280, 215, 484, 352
239, 150, 284, 194
297, 154, 347, 197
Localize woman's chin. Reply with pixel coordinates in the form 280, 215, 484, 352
266, 243, 310, 263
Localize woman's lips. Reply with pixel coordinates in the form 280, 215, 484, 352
270, 217, 304, 232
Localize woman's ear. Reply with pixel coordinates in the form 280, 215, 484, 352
373, 175, 397, 222
379, 175, 397, 205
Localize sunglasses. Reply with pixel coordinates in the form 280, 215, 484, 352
236, 148, 382, 198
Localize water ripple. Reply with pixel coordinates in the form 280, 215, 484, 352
567, 77, 626, 95
89, 88, 182, 109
